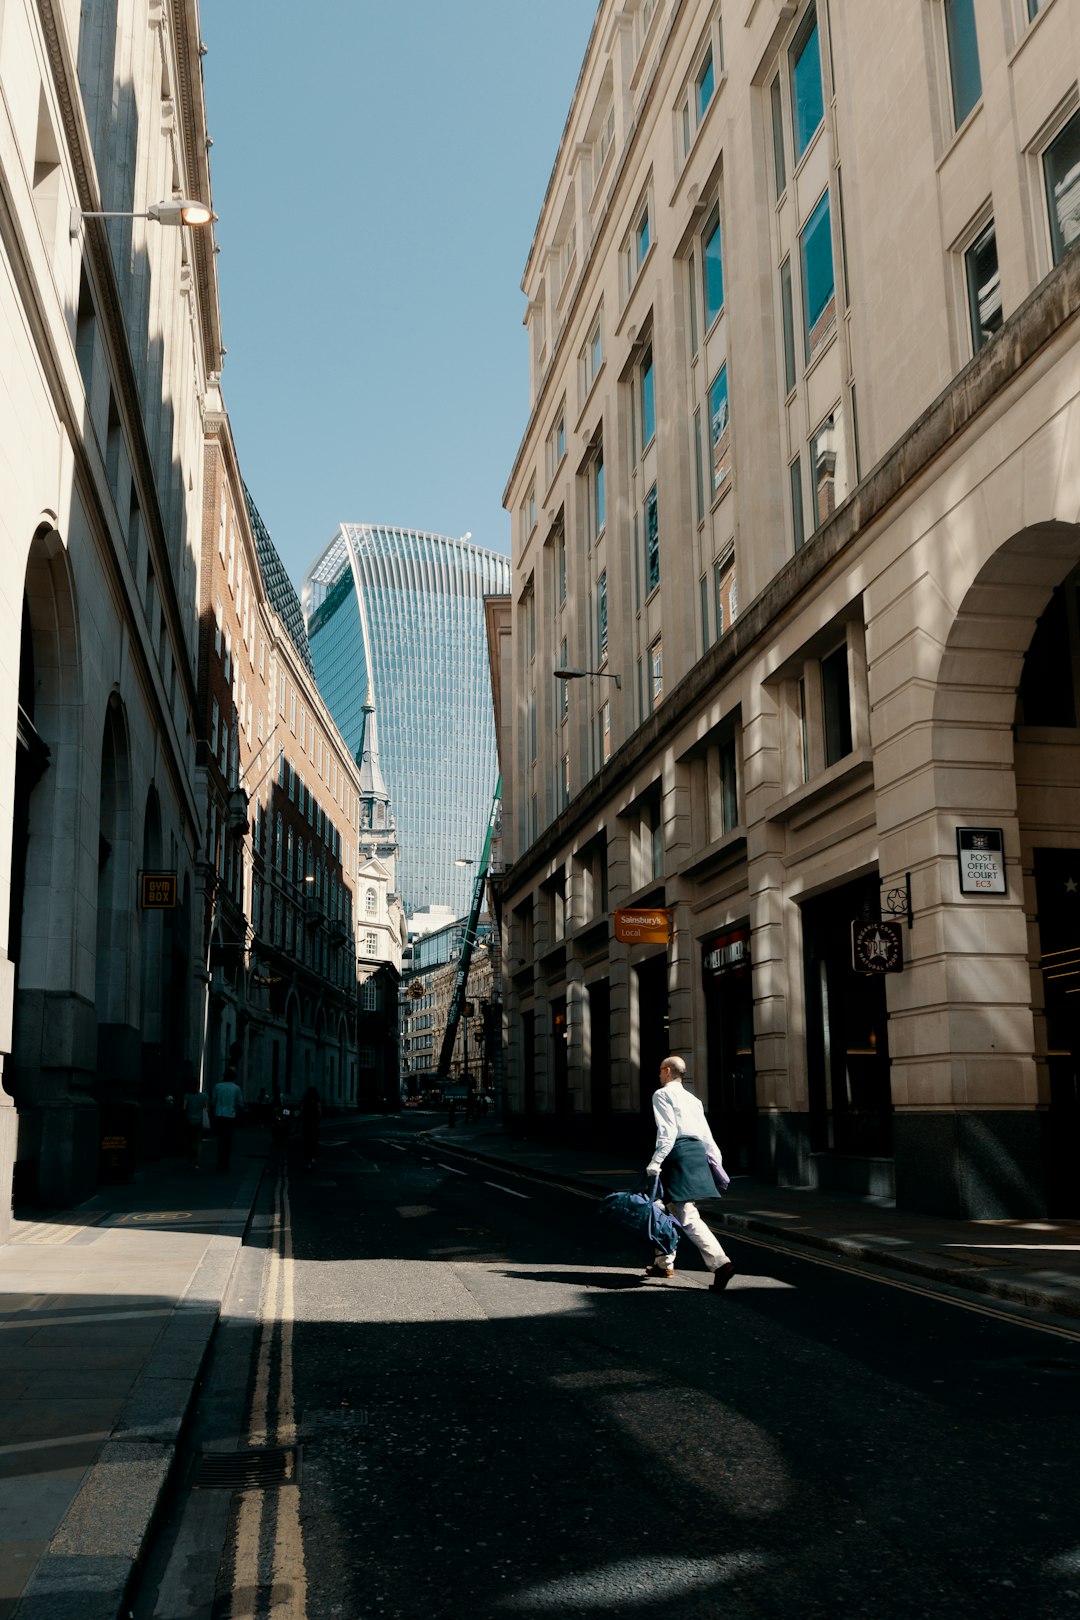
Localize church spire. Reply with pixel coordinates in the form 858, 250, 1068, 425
355, 685, 397, 880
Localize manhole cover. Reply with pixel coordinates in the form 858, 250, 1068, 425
193, 1446, 301, 1490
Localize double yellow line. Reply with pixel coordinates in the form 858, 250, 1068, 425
230, 1171, 308, 1616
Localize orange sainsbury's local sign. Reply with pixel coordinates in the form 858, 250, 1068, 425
613, 908, 672, 945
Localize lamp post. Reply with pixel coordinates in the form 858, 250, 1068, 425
553, 667, 622, 689
70, 196, 214, 237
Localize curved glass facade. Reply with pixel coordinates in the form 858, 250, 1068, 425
304, 526, 509, 917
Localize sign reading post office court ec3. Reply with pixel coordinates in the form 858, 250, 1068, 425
613, 908, 672, 944
140, 872, 177, 909
956, 828, 1006, 896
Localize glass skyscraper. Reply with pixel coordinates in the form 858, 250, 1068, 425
303, 526, 510, 918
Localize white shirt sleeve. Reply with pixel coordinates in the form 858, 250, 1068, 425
650, 1088, 679, 1166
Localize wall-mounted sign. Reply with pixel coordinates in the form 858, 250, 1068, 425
613, 908, 672, 945
702, 925, 750, 979
956, 827, 1006, 895
851, 919, 904, 974
140, 872, 177, 909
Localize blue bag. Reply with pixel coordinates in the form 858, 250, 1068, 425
598, 1175, 683, 1258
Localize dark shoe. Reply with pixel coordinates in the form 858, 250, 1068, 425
710, 1262, 735, 1291
643, 1263, 674, 1279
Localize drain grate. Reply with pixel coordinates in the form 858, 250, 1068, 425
193, 1446, 301, 1490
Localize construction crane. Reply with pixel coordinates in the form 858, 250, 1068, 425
436, 778, 501, 1085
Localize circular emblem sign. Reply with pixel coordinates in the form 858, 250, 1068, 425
850, 920, 904, 974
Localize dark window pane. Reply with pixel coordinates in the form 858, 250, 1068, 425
790, 456, 805, 552
1045, 109, 1080, 266
780, 257, 796, 392
945, 0, 981, 129
965, 220, 1002, 351
645, 485, 660, 591
790, 6, 824, 160
703, 211, 724, 325
696, 48, 714, 120
709, 366, 730, 493
801, 190, 835, 360
771, 74, 786, 196
720, 737, 738, 832
821, 643, 853, 766
641, 349, 655, 447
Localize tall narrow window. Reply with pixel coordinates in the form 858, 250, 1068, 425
709, 365, 730, 495
790, 4, 824, 161
636, 203, 651, 267
965, 219, 1002, 352
811, 411, 844, 528
780, 257, 796, 393
1044, 110, 1080, 266
645, 485, 660, 592
719, 736, 738, 833
821, 642, 853, 765
594, 439, 606, 535
560, 637, 569, 719
696, 47, 715, 121
700, 574, 711, 654
597, 570, 608, 659
640, 348, 656, 448
693, 409, 705, 522
601, 700, 612, 763
944, 0, 981, 130
800, 190, 835, 361
703, 209, 724, 327
790, 456, 805, 552
688, 252, 700, 354
649, 638, 663, 709
770, 74, 787, 197
556, 530, 567, 603
714, 560, 727, 636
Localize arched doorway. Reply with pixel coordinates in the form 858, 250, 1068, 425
95, 695, 137, 1099
10, 530, 97, 1206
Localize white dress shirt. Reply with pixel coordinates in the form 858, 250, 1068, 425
648, 1080, 720, 1169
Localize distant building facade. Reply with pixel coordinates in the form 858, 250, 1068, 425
0, 0, 221, 1225
499, 0, 1080, 1220
303, 526, 510, 919
401, 914, 495, 1095
198, 417, 405, 1110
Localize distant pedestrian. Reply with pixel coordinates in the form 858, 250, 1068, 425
182, 1066, 208, 1169
211, 1068, 244, 1172
642, 1055, 734, 1291
300, 1086, 321, 1169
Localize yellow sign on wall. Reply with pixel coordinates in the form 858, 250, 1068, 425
613, 908, 672, 944
140, 872, 177, 909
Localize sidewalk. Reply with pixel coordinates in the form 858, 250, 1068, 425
424, 1119, 1080, 1325
0, 1128, 269, 1620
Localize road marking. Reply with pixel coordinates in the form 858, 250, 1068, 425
438, 1163, 467, 1175
387, 1142, 406, 1151
484, 1181, 531, 1200
1, 1307, 171, 1330
0, 1430, 109, 1457
230, 1171, 308, 1615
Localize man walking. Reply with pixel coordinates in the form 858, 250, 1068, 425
643, 1055, 735, 1291
211, 1066, 244, 1172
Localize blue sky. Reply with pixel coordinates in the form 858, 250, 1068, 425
203, 3, 596, 586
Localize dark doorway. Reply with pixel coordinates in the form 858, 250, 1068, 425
522, 1010, 536, 1121
702, 925, 756, 1170
802, 875, 893, 1158
587, 979, 611, 1122
551, 996, 569, 1117
1033, 848, 1080, 1213
635, 955, 669, 1130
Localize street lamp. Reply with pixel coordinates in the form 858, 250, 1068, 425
70, 196, 214, 238
554, 667, 621, 689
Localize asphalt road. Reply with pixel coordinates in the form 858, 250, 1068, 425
137, 1115, 1080, 1619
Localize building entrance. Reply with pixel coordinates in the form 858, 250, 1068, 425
702, 925, 755, 1171
802, 875, 893, 1170
635, 955, 669, 1132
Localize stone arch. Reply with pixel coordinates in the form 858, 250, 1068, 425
870, 506, 1080, 1216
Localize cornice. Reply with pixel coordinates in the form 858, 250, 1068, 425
172, 0, 223, 374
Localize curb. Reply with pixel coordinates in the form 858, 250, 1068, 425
12, 1157, 269, 1620
422, 1131, 1080, 1326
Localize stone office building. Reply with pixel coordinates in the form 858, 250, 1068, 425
499, 0, 1080, 1218
0, 0, 221, 1224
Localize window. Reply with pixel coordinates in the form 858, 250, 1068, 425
595, 97, 616, 173
591, 437, 605, 538
780, 257, 796, 392
800, 189, 835, 360
528, 481, 537, 532
546, 409, 566, 482
965, 219, 1002, 352
366, 888, 377, 914
560, 637, 569, 719
597, 570, 608, 659
644, 485, 660, 592
790, 4, 824, 161
1044, 109, 1080, 266
707, 733, 739, 839
640, 348, 656, 448
688, 253, 700, 354
810, 410, 845, 528
703, 208, 724, 327
944, 0, 981, 130
581, 311, 603, 395
636, 202, 651, 268
556, 530, 567, 603
770, 74, 787, 197
600, 700, 612, 763
790, 455, 806, 551
821, 642, 853, 765
279, 672, 286, 717
694, 409, 705, 522
649, 638, 663, 709
714, 558, 728, 636
365, 932, 378, 956
696, 46, 715, 121
708, 365, 730, 496
700, 574, 711, 653
562, 752, 571, 809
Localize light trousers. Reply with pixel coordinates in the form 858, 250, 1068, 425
654, 1200, 729, 1272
